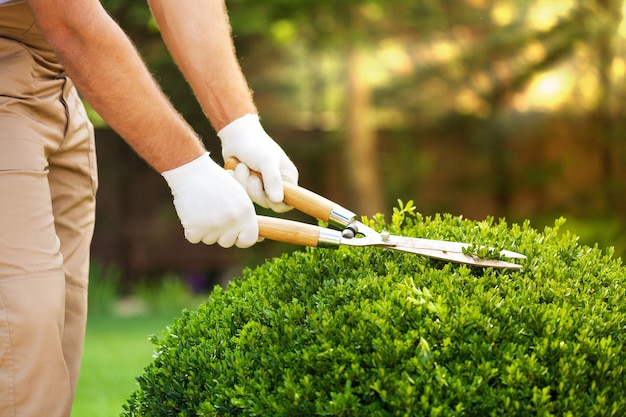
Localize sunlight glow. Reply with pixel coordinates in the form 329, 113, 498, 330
612, 56, 626, 80
528, 0, 575, 31
575, 71, 600, 105
513, 70, 574, 112
611, 2, 626, 91
523, 42, 547, 64
537, 74, 562, 96
378, 42, 413, 75
620, 2, 626, 36
431, 38, 460, 62
455, 89, 490, 118
491, 2, 514, 26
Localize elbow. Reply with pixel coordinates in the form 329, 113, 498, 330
30, 3, 103, 54
38, 24, 75, 52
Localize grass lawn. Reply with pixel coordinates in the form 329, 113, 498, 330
71, 312, 180, 417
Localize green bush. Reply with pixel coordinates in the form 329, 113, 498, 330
134, 273, 205, 316
123, 203, 626, 416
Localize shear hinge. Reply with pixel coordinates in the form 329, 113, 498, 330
328, 207, 357, 229
317, 229, 342, 249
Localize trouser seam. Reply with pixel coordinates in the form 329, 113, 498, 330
0, 289, 16, 417
0, 269, 65, 284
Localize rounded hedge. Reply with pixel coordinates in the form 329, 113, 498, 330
123, 202, 626, 416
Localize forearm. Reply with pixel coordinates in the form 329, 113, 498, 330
27, 0, 204, 172
148, 0, 256, 131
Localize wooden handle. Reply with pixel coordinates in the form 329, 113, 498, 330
225, 157, 337, 222
258, 215, 322, 247
282, 182, 335, 223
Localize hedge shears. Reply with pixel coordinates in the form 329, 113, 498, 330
225, 159, 526, 270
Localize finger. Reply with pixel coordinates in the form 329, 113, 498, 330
184, 226, 204, 244
246, 174, 272, 209
235, 226, 258, 248
199, 233, 218, 246
236, 213, 259, 248
232, 163, 250, 186
266, 200, 293, 214
258, 163, 285, 203
280, 159, 299, 185
216, 229, 239, 248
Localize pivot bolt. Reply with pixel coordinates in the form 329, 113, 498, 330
342, 227, 357, 239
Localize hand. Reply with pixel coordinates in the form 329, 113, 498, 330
162, 153, 258, 248
218, 114, 298, 213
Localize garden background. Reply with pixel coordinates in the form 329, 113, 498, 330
73, 0, 626, 415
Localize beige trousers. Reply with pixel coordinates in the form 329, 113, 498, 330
0, 3, 98, 417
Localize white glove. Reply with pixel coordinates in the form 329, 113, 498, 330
162, 152, 258, 248
218, 114, 298, 213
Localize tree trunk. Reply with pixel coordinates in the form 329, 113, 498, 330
594, 0, 623, 213
345, 45, 385, 217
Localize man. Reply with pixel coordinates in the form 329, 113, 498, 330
0, 0, 298, 415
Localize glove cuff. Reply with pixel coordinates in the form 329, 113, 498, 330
162, 152, 212, 190
217, 113, 263, 143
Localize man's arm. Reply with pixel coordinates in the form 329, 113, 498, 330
27, 0, 204, 172
147, 0, 255, 131
26, 0, 259, 248
148, 0, 299, 213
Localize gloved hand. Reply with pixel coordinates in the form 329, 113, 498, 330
218, 114, 298, 213
162, 152, 258, 248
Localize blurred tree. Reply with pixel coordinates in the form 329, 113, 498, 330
587, 0, 626, 213
98, 0, 626, 247
225, 0, 623, 216
374, 0, 624, 213
89, 0, 626, 280
228, 0, 403, 216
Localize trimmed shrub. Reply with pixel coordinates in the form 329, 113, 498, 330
123, 202, 626, 416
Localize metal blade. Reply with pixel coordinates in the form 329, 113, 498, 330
339, 222, 526, 269
387, 245, 524, 270
388, 235, 526, 260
